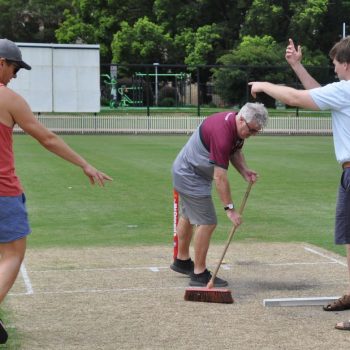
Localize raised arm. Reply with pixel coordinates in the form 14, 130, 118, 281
286, 38, 321, 89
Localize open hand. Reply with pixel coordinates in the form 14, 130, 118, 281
83, 164, 113, 186
285, 38, 302, 66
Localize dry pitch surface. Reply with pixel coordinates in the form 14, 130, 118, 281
4, 242, 350, 349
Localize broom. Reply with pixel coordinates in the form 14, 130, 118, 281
184, 181, 253, 304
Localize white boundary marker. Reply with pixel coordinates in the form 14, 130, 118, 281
304, 246, 347, 267
263, 246, 346, 307
9, 285, 184, 297
20, 263, 34, 295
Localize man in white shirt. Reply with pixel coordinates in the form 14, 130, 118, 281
249, 37, 350, 331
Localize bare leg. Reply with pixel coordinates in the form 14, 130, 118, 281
346, 244, 350, 294
176, 216, 193, 260
0, 238, 26, 304
193, 224, 216, 274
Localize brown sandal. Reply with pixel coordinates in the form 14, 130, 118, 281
323, 295, 350, 311
335, 320, 350, 331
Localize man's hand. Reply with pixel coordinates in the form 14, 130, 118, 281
226, 209, 242, 227
243, 170, 258, 183
285, 38, 302, 67
248, 81, 265, 99
82, 164, 113, 186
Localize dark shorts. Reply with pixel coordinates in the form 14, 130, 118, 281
335, 168, 350, 244
0, 194, 31, 243
179, 192, 217, 225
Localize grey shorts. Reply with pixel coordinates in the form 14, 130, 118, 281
179, 192, 217, 225
0, 194, 31, 243
335, 168, 350, 244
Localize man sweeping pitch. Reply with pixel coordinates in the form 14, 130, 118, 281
170, 103, 268, 287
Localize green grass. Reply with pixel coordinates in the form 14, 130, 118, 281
13, 134, 345, 256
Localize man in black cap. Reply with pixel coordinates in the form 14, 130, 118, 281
0, 39, 112, 343
0, 38, 32, 72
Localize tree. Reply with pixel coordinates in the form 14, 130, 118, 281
111, 17, 173, 65
174, 24, 221, 66
154, 0, 253, 57
0, 0, 72, 43
288, 0, 329, 50
56, 0, 155, 62
213, 35, 290, 106
241, 0, 330, 50
214, 34, 329, 106
240, 0, 292, 42
317, 0, 350, 54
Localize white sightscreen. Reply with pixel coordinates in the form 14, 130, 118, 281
8, 43, 100, 113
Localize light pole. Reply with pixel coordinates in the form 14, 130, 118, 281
154, 62, 159, 106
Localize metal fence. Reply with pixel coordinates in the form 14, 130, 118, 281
100, 63, 335, 113
14, 115, 333, 135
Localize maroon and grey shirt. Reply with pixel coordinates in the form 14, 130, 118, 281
172, 111, 244, 197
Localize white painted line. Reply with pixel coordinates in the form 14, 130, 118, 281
9, 285, 184, 297
304, 246, 347, 267
29, 266, 170, 273
266, 261, 337, 266
20, 263, 34, 295
149, 267, 160, 272
25, 261, 338, 275
263, 296, 341, 307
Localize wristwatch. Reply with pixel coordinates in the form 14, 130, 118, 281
224, 203, 234, 211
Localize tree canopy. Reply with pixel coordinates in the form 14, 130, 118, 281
2, 0, 348, 66
1, 0, 349, 105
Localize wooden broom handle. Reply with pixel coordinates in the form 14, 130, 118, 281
208, 181, 254, 287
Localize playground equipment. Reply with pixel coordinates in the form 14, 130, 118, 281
118, 85, 143, 107
101, 74, 117, 108
101, 74, 143, 108
135, 72, 187, 106
101, 69, 188, 108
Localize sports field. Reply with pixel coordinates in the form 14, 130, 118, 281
14, 134, 340, 251
2, 134, 348, 348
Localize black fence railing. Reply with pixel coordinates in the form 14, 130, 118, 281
100, 63, 336, 116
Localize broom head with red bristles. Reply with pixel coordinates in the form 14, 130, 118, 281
184, 287, 234, 304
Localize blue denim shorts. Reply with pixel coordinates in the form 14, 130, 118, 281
0, 194, 31, 243
335, 168, 350, 244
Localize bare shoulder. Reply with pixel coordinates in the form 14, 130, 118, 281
0, 86, 35, 125
4, 86, 30, 111
0, 87, 22, 126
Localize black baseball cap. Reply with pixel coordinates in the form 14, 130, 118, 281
0, 39, 31, 70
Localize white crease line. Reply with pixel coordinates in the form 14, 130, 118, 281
25, 261, 338, 275
20, 263, 34, 295
304, 246, 347, 267
9, 286, 184, 297
266, 261, 338, 266
29, 266, 170, 273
